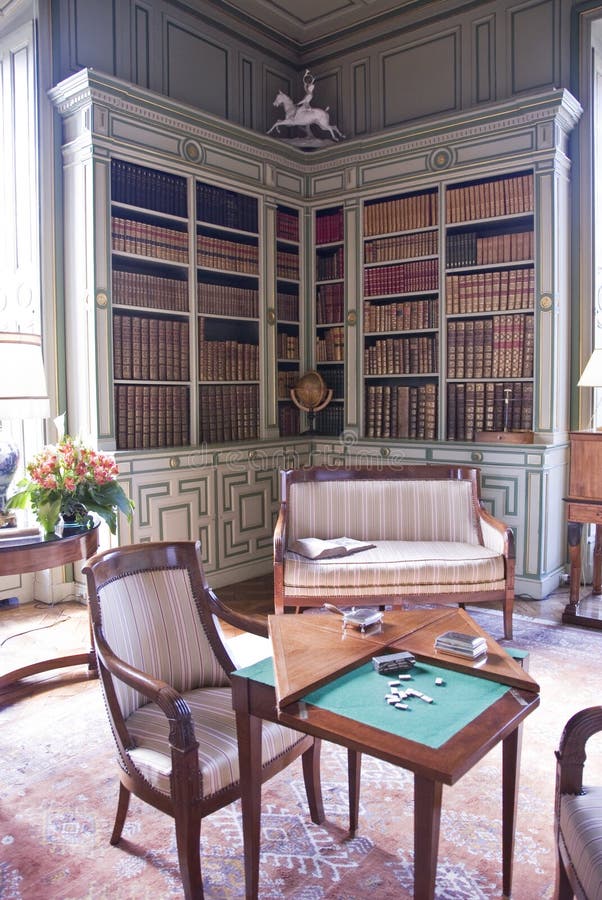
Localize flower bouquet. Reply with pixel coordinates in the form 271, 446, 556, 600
6, 436, 134, 535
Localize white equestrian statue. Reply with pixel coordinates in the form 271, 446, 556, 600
267, 70, 344, 142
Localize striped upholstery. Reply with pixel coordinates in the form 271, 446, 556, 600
98, 568, 229, 719
288, 480, 481, 544
559, 786, 602, 899
126, 686, 303, 799
284, 540, 504, 590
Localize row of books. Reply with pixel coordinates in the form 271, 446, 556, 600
196, 233, 259, 274
278, 403, 300, 436
112, 269, 189, 312
276, 249, 299, 280
112, 217, 188, 263
316, 327, 345, 362
199, 384, 259, 443
315, 404, 344, 435
317, 282, 344, 324
198, 338, 259, 381
446, 173, 533, 224
365, 383, 437, 439
277, 369, 300, 400
115, 384, 190, 450
364, 191, 438, 237
316, 246, 344, 281
316, 208, 344, 245
196, 181, 258, 233
277, 292, 299, 321
198, 282, 259, 318
446, 381, 533, 439
364, 258, 439, 297
447, 314, 534, 379
364, 231, 439, 264
364, 335, 438, 375
277, 333, 299, 359
113, 315, 189, 381
446, 230, 533, 268
277, 209, 299, 243
445, 268, 534, 314
363, 298, 439, 333
320, 365, 345, 399
111, 159, 187, 218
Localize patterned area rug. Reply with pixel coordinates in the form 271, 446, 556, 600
2, 609, 602, 899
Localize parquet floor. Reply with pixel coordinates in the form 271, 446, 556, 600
1, 570, 600, 705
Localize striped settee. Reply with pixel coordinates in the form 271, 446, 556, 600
273, 464, 515, 639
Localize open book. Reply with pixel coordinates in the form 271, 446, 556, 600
289, 536, 376, 560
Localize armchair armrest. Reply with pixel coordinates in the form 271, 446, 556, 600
479, 503, 515, 560
93, 626, 197, 754
207, 587, 269, 640
273, 503, 288, 613
555, 705, 602, 797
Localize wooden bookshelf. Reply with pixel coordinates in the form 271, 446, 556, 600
196, 180, 260, 444
315, 205, 345, 435
362, 187, 439, 440
444, 170, 535, 441
276, 205, 301, 437
110, 158, 191, 450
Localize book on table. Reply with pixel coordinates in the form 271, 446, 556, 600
434, 630, 488, 659
289, 536, 376, 560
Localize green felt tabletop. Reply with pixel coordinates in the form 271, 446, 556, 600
234, 655, 509, 749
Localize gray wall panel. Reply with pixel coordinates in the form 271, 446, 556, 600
352, 60, 369, 135
133, 3, 150, 88
381, 32, 459, 128
165, 21, 228, 117
509, 0, 556, 93
474, 16, 495, 105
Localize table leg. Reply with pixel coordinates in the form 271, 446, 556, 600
413, 774, 442, 900
502, 726, 520, 898
593, 524, 602, 595
564, 521, 583, 617
236, 710, 263, 900
347, 749, 361, 835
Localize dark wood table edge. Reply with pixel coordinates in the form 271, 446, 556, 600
231, 669, 539, 900
0, 525, 100, 691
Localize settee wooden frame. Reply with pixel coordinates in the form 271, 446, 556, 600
273, 464, 516, 639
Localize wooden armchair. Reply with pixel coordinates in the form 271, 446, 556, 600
555, 705, 602, 898
82, 540, 324, 899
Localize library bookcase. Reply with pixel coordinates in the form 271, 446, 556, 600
51, 69, 580, 596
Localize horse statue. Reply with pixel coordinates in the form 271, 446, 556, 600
267, 72, 344, 142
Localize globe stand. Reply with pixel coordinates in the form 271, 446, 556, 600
290, 370, 333, 435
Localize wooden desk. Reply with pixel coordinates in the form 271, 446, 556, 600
232, 608, 539, 900
563, 431, 602, 628
0, 525, 99, 689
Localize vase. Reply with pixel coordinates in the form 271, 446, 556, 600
36, 511, 60, 537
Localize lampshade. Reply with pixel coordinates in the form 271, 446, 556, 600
578, 348, 602, 388
0, 331, 50, 419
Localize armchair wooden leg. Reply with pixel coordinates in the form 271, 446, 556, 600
174, 806, 203, 900
556, 846, 575, 900
503, 597, 514, 641
302, 738, 325, 824
110, 781, 131, 845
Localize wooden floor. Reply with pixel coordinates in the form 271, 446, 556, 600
2, 570, 601, 705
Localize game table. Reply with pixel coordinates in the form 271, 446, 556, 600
231, 607, 539, 900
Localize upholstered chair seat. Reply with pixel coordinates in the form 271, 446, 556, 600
83, 540, 325, 900
125, 686, 304, 798
555, 706, 602, 899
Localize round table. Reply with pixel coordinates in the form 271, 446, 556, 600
0, 525, 100, 690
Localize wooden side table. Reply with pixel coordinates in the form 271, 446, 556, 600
563, 432, 602, 628
0, 525, 100, 689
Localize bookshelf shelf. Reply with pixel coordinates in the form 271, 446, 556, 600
444, 171, 535, 441
276, 205, 301, 438
362, 185, 440, 441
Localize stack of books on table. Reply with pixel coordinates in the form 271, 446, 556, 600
434, 631, 488, 660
